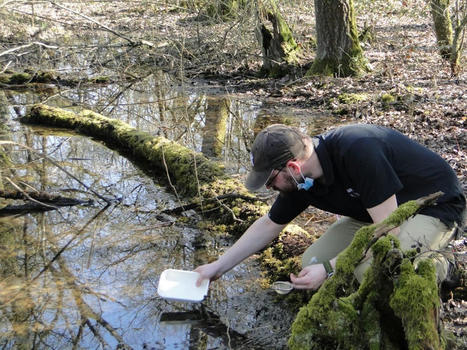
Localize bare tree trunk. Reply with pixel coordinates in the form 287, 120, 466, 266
449, 2, 467, 76
309, 0, 367, 77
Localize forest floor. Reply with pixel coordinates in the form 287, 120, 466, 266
0, 0, 466, 346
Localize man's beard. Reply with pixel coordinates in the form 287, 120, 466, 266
273, 175, 299, 194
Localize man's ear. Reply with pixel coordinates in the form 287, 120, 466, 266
286, 159, 301, 174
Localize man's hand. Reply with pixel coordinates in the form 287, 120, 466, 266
194, 261, 223, 287
290, 264, 327, 290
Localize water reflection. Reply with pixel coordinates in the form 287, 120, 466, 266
0, 128, 295, 349
0, 73, 342, 349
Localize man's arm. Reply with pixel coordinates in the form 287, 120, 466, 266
195, 214, 286, 285
291, 194, 400, 290
367, 194, 399, 231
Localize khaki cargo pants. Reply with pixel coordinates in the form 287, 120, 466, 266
301, 214, 457, 283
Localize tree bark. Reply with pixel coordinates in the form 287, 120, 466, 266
309, 0, 368, 77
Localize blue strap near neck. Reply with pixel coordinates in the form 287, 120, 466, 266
297, 177, 314, 190
286, 166, 314, 191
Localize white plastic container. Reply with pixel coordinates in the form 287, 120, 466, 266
157, 269, 210, 302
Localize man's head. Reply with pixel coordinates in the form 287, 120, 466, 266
245, 124, 308, 191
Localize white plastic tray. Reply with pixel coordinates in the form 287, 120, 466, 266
157, 269, 209, 302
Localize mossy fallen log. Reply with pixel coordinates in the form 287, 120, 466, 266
289, 193, 447, 350
21, 104, 268, 237
24, 104, 227, 196
0, 70, 111, 89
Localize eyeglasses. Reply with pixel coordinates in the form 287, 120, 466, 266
265, 166, 285, 187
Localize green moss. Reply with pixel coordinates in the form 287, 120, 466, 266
381, 93, 396, 104
7, 73, 32, 84
390, 259, 441, 349
429, 0, 453, 60
338, 93, 369, 104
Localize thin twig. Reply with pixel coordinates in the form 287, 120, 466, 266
161, 146, 184, 209
0, 41, 58, 57
4, 177, 58, 209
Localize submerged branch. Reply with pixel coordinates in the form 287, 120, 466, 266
0, 189, 93, 207
0, 41, 58, 57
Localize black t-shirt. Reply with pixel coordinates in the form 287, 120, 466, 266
269, 124, 466, 227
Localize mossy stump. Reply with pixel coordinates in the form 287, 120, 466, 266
255, 0, 300, 76
289, 196, 445, 350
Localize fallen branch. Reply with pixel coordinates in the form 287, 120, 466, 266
3, 178, 58, 210
0, 188, 93, 215
0, 188, 92, 205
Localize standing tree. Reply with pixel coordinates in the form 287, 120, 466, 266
429, 0, 453, 60
428, 0, 467, 75
308, 0, 368, 76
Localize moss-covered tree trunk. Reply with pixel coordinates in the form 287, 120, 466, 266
429, 0, 453, 61
21, 104, 268, 237
255, 0, 300, 76
450, 12, 467, 76
308, 0, 368, 77
289, 194, 446, 350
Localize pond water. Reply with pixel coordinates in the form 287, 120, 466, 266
0, 73, 339, 349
